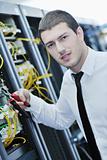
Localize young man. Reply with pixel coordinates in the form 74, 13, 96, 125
13, 10, 107, 159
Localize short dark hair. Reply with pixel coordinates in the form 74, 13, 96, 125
38, 10, 79, 38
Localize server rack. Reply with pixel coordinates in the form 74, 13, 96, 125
80, 23, 103, 51
0, 2, 52, 160
0, 32, 40, 160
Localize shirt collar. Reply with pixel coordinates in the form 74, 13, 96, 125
81, 47, 96, 76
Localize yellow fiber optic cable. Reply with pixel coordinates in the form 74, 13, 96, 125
9, 42, 18, 57
0, 106, 19, 147
19, 65, 53, 102
0, 110, 12, 147
16, 37, 51, 72
34, 85, 53, 103
36, 73, 52, 81
16, 37, 41, 45
14, 136, 26, 144
0, 54, 4, 69
9, 42, 27, 61
6, 107, 17, 146
0, 21, 6, 28
0, 21, 17, 36
15, 37, 53, 102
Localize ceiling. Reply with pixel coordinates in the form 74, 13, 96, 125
0, 0, 107, 24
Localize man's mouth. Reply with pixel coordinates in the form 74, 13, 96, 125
61, 53, 71, 61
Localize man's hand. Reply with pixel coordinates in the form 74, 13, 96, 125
11, 89, 30, 109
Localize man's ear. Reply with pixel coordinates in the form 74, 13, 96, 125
76, 26, 84, 41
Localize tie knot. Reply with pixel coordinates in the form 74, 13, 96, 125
72, 71, 84, 83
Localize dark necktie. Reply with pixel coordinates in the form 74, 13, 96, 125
72, 71, 101, 160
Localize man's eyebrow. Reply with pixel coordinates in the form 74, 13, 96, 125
45, 32, 67, 46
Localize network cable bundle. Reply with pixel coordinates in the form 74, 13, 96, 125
0, 20, 53, 103
0, 53, 22, 148
0, 20, 21, 38
0, 79, 22, 148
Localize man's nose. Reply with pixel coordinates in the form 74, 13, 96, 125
56, 42, 65, 54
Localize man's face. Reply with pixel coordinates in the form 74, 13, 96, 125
41, 22, 86, 72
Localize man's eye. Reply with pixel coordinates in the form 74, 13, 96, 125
47, 43, 54, 49
61, 36, 67, 40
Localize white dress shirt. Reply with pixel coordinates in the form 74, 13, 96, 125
27, 47, 107, 160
